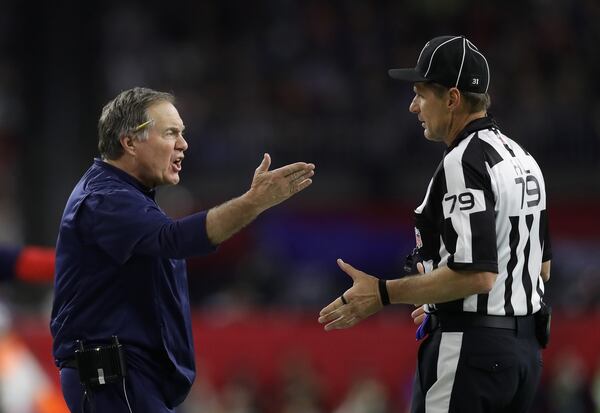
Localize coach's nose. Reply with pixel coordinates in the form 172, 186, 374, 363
176, 134, 188, 152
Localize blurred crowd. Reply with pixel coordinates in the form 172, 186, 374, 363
93, 0, 600, 203
0, 0, 599, 239
179, 354, 600, 413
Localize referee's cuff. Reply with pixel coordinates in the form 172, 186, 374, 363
447, 259, 498, 273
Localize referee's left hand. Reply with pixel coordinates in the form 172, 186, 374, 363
318, 259, 383, 331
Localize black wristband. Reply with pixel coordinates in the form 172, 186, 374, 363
378, 278, 390, 306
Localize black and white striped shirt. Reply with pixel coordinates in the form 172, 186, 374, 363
415, 116, 551, 316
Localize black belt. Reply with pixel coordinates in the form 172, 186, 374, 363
431, 312, 534, 332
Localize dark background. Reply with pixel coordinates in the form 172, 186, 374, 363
2, 0, 598, 310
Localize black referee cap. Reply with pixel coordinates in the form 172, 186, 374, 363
389, 35, 490, 94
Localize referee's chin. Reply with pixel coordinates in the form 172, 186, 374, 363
423, 129, 443, 143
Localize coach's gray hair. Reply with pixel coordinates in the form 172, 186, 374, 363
427, 82, 491, 113
98, 87, 175, 160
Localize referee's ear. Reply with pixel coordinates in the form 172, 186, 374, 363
447, 87, 461, 112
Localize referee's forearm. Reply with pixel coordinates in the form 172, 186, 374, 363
387, 265, 497, 305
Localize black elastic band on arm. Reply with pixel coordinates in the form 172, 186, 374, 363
379, 279, 390, 306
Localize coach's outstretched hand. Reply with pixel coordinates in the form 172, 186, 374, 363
206, 153, 315, 246
247, 153, 315, 213
318, 259, 383, 331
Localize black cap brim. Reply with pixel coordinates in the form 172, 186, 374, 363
388, 68, 428, 82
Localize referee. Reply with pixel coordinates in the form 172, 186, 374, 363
319, 35, 551, 413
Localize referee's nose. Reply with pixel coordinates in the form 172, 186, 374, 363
409, 95, 419, 114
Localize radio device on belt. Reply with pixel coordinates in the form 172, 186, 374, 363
74, 336, 127, 387
534, 301, 552, 348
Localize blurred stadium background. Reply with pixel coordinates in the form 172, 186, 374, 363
1, 0, 599, 412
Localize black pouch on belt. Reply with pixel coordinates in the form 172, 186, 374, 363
74, 336, 127, 387
534, 302, 552, 348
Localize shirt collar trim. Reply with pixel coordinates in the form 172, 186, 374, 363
93, 158, 155, 197
447, 115, 497, 151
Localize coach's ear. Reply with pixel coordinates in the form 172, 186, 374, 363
447, 87, 461, 111
120, 134, 137, 156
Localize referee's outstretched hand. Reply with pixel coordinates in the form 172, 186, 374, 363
318, 259, 383, 331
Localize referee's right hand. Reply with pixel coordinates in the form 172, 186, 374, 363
318, 259, 383, 331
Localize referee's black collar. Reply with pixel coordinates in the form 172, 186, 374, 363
447, 115, 497, 151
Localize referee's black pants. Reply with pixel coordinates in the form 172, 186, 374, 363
410, 315, 541, 413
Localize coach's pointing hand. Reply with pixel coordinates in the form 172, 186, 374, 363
207, 153, 315, 245
318, 259, 383, 331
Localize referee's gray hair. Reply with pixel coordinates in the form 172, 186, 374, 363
98, 87, 175, 160
461, 91, 491, 112
427, 82, 491, 113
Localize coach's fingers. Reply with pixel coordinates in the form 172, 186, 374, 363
275, 162, 315, 178
288, 169, 315, 183
295, 177, 313, 192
